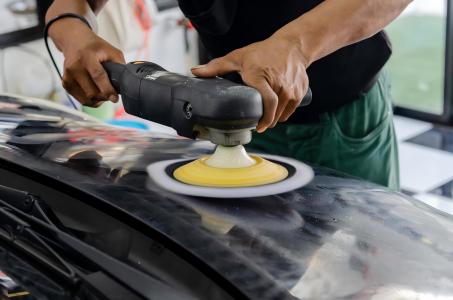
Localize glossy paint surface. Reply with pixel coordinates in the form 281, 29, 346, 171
1, 95, 453, 300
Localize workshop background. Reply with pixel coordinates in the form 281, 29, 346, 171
0, 0, 452, 212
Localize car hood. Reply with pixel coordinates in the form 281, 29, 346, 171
1, 94, 453, 300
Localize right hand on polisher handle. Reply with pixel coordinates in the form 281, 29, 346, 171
49, 19, 125, 107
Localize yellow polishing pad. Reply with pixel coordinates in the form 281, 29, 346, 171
173, 155, 288, 188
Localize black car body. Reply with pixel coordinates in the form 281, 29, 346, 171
1, 94, 453, 300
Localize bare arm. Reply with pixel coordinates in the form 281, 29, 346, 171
45, 0, 125, 107
46, 0, 108, 18
192, 0, 412, 132
45, 0, 108, 48
277, 0, 413, 67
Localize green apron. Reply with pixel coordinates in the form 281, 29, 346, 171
248, 72, 400, 190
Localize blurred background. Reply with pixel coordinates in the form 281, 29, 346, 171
387, 0, 446, 115
0, 0, 453, 208
0, 0, 199, 122
0, 0, 447, 124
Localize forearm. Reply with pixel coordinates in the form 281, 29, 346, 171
45, 0, 108, 51
45, 0, 106, 22
275, 0, 412, 66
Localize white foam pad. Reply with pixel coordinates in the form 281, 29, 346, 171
146, 154, 314, 198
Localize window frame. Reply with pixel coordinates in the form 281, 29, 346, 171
394, 0, 453, 125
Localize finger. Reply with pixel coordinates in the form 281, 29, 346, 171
279, 83, 306, 122
191, 52, 241, 78
86, 58, 119, 102
243, 76, 278, 133
110, 48, 126, 64
73, 69, 102, 103
62, 73, 90, 105
90, 99, 106, 108
65, 70, 105, 108
270, 90, 290, 128
279, 100, 299, 122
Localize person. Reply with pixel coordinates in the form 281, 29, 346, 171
46, 0, 412, 190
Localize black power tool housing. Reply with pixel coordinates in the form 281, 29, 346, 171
103, 61, 311, 146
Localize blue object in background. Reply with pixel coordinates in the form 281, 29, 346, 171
106, 119, 150, 130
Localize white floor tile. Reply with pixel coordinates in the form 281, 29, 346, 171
393, 115, 433, 141
399, 143, 453, 193
413, 193, 453, 216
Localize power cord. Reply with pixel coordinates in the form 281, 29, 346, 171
44, 13, 93, 110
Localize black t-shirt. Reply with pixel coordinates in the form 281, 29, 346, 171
178, 0, 392, 122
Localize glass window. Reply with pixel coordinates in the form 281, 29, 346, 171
386, 0, 447, 114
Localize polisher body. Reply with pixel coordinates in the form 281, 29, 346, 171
103, 61, 312, 147
103, 61, 313, 189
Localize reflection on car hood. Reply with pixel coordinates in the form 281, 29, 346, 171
1, 94, 453, 300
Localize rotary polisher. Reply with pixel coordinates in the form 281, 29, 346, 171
103, 61, 313, 191
104, 61, 312, 146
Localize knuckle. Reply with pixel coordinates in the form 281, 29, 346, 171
99, 91, 112, 100
85, 91, 97, 100
88, 42, 102, 52
64, 55, 82, 71
64, 62, 76, 73
62, 78, 73, 90
66, 64, 83, 76
91, 67, 107, 80
261, 115, 274, 126
278, 95, 290, 105
113, 49, 125, 60
290, 96, 302, 106
208, 58, 220, 67
267, 95, 279, 108
99, 89, 111, 97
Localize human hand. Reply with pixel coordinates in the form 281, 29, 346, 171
50, 19, 125, 107
191, 35, 309, 133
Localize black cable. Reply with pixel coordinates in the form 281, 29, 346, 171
44, 13, 93, 110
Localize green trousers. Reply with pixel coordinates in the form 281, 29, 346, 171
248, 73, 400, 190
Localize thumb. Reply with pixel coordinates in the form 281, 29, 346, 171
191, 53, 240, 78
